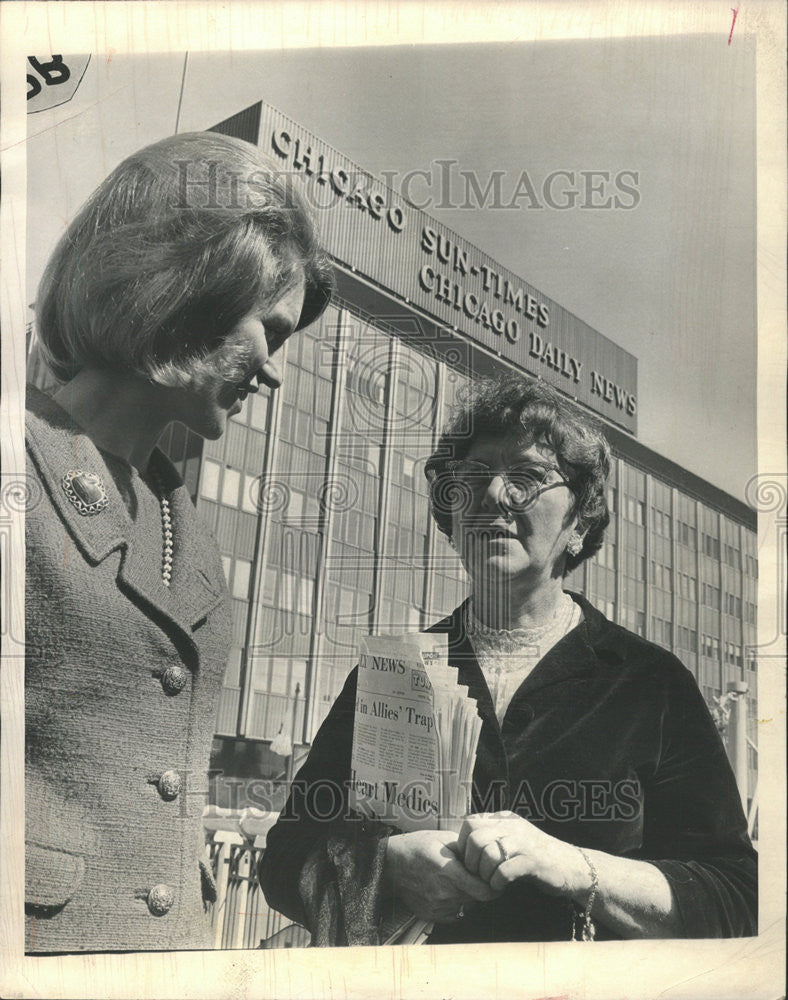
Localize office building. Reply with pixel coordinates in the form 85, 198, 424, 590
27, 99, 758, 806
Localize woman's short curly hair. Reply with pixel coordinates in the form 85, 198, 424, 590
35, 131, 334, 386
425, 372, 611, 573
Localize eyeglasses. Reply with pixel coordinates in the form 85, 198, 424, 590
438, 460, 572, 511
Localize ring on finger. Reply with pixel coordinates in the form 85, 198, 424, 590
496, 837, 509, 863
456, 904, 465, 919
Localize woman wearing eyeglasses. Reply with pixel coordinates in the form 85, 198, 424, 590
260, 373, 756, 944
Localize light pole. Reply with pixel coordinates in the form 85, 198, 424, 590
725, 680, 749, 812
285, 682, 301, 786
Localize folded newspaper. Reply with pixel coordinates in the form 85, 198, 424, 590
348, 632, 483, 944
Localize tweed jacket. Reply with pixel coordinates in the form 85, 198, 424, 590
25, 385, 232, 953
260, 594, 757, 944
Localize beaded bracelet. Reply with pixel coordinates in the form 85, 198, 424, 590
570, 846, 599, 942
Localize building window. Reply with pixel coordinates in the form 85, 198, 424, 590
241, 473, 260, 515
230, 558, 252, 600
651, 561, 672, 590
625, 550, 646, 578
200, 459, 222, 501
249, 392, 269, 431
651, 616, 672, 647
702, 583, 721, 610
702, 633, 720, 659
624, 497, 645, 525
598, 540, 616, 569
221, 467, 241, 507
678, 573, 697, 601
677, 521, 697, 549
702, 533, 721, 559
276, 571, 315, 616
244, 656, 307, 741
678, 626, 698, 652
651, 508, 672, 538
279, 570, 296, 611
287, 490, 304, 521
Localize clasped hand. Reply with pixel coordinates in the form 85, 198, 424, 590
385, 811, 577, 922
384, 828, 499, 923
457, 810, 576, 894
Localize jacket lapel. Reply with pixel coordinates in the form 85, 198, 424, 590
26, 389, 132, 564
26, 387, 224, 653
427, 604, 510, 808
505, 593, 623, 702
116, 447, 225, 635
425, 595, 627, 811
430, 594, 615, 710
428, 602, 499, 728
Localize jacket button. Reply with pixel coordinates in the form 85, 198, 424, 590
157, 770, 182, 800
147, 884, 175, 916
161, 665, 188, 694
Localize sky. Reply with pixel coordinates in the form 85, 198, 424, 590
26, 35, 757, 500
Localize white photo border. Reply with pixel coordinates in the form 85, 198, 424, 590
1, 3, 785, 999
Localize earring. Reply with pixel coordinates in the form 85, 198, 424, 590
566, 534, 583, 557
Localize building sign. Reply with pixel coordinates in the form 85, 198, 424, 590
272, 129, 406, 234
264, 104, 637, 432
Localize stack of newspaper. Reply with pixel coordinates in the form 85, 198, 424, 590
348, 632, 483, 944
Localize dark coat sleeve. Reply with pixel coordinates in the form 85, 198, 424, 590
639, 663, 757, 937
259, 667, 391, 944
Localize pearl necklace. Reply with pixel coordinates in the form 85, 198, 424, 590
150, 468, 174, 587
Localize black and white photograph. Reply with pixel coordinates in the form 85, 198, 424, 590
1, 3, 785, 999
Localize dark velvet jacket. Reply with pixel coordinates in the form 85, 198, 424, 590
260, 594, 757, 944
